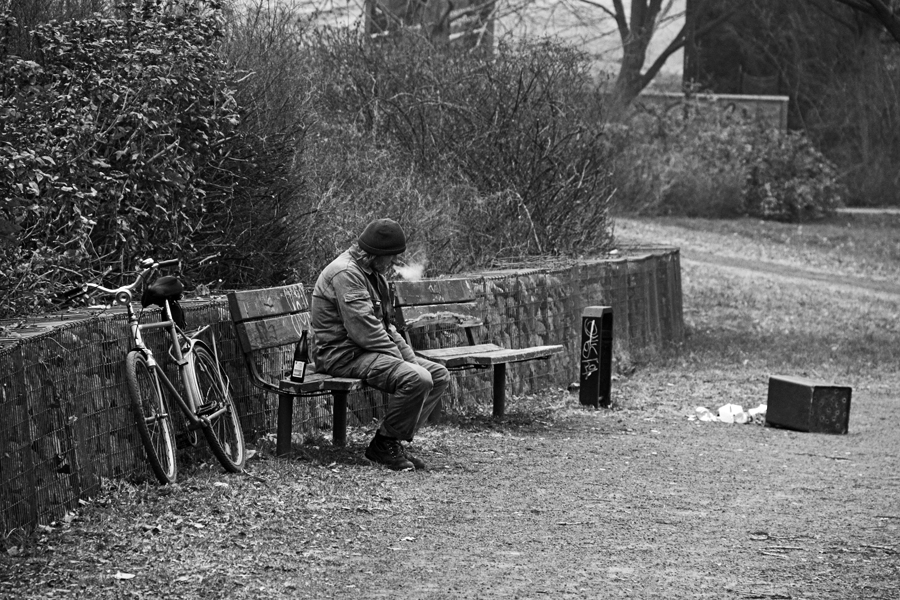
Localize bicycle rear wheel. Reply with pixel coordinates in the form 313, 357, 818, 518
192, 345, 245, 472
125, 350, 177, 484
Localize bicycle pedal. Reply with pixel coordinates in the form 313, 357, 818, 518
196, 402, 218, 417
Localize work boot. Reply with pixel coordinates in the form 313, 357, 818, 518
401, 444, 426, 471
365, 436, 414, 471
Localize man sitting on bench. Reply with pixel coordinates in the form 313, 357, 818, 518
310, 218, 450, 471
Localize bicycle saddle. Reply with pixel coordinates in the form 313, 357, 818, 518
142, 276, 184, 306
142, 276, 186, 328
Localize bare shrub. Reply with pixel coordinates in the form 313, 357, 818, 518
610, 96, 845, 222
610, 99, 755, 217
304, 30, 615, 259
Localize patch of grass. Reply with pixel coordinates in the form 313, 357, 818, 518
615, 216, 900, 419
616, 214, 900, 283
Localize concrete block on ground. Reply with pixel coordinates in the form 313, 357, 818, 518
766, 375, 851, 434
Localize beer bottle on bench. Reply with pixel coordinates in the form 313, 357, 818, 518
290, 332, 308, 383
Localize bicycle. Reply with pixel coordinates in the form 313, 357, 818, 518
63, 258, 245, 484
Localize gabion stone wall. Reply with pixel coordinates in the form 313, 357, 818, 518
0, 248, 682, 533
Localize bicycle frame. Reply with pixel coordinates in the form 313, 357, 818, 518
126, 298, 229, 430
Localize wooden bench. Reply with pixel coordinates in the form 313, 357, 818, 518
392, 278, 564, 418
227, 284, 368, 456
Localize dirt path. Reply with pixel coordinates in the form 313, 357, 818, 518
683, 250, 900, 298
2, 217, 899, 599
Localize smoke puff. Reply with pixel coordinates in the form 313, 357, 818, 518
395, 263, 425, 281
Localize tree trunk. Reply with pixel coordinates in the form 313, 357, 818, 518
608, 0, 661, 114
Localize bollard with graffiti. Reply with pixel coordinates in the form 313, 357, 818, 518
579, 306, 613, 408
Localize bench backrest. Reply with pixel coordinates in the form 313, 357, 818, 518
227, 283, 309, 355
227, 278, 484, 357
392, 279, 481, 345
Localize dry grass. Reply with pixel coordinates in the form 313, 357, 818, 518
615, 214, 900, 415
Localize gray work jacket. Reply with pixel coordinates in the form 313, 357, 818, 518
310, 246, 415, 373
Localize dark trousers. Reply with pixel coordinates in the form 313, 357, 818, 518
332, 354, 450, 441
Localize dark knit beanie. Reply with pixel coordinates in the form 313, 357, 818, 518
358, 218, 407, 256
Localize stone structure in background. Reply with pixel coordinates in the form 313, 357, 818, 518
634, 91, 789, 131
364, 0, 494, 49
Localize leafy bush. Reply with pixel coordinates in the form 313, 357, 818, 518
1, 0, 243, 315
0, 0, 310, 316
744, 130, 844, 222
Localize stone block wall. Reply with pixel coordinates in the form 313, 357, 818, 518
0, 248, 681, 532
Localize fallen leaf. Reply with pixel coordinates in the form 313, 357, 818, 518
113, 572, 136, 580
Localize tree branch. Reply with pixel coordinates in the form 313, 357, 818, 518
640, 25, 685, 88
611, 0, 629, 40
638, 3, 741, 90
831, 0, 900, 44
803, 0, 858, 32
571, 0, 618, 21
829, 0, 878, 16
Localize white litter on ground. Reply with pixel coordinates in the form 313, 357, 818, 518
689, 404, 767, 424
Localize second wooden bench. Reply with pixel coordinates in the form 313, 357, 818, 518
392, 278, 564, 417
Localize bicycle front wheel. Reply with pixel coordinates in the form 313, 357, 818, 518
192, 345, 245, 472
125, 350, 177, 484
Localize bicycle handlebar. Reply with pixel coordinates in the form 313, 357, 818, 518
60, 258, 180, 306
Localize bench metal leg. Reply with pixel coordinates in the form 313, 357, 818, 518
332, 391, 348, 446
492, 363, 507, 418
276, 392, 294, 457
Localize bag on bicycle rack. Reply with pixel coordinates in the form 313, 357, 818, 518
142, 275, 187, 329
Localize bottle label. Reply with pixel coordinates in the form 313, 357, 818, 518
290, 360, 307, 383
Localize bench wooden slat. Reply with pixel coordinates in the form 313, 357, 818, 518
416, 344, 564, 368
227, 284, 307, 323
392, 278, 475, 306
233, 312, 309, 353
280, 373, 367, 393
397, 303, 482, 331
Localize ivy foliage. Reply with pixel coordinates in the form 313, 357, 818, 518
743, 130, 843, 222
0, 0, 242, 316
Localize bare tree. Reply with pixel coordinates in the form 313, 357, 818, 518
824, 0, 900, 44
547, 0, 743, 110
227, 0, 747, 110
